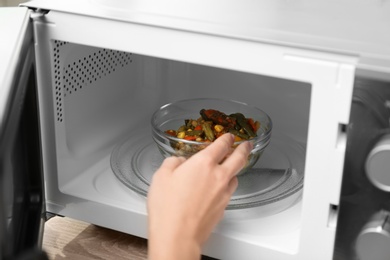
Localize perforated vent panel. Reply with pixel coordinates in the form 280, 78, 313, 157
53, 40, 67, 122
52, 40, 133, 122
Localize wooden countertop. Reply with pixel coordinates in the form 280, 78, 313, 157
42, 216, 148, 260
42, 216, 217, 260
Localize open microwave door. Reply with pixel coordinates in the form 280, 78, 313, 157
0, 7, 47, 260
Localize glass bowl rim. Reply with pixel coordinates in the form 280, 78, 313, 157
151, 97, 273, 146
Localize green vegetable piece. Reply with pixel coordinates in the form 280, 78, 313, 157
178, 125, 187, 132
185, 130, 203, 136
228, 129, 249, 140
202, 122, 215, 141
230, 113, 256, 137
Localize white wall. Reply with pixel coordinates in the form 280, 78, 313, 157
0, 0, 27, 6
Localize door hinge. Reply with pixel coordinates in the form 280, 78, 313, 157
30, 8, 50, 20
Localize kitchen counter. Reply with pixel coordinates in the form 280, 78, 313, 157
42, 216, 217, 260
42, 216, 148, 260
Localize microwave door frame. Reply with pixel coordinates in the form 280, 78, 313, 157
0, 7, 46, 259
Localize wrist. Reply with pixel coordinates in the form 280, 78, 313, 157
148, 220, 201, 260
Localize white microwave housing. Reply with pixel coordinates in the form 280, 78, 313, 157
3, 1, 390, 259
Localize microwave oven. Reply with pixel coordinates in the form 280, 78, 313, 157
1, 1, 389, 259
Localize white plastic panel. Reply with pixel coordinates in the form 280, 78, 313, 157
31, 9, 357, 260
23, 0, 389, 72
0, 7, 30, 114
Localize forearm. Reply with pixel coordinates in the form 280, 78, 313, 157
148, 224, 201, 260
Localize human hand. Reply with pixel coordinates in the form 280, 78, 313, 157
147, 133, 253, 260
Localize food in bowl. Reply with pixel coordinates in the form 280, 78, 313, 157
164, 108, 261, 154
151, 98, 272, 175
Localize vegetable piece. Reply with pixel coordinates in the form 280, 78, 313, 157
177, 131, 186, 139
194, 125, 202, 131
254, 121, 260, 132
230, 113, 257, 138
200, 109, 236, 129
233, 135, 243, 142
201, 122, 215, 141
247, 118, 256, 132
165, 130, 176, 137
195, 137, 203, 142
185, 130, 203, 136
228, 129, 249, 140
214, 124, 224, 133
184, 136, 197, 141
178, 125, 187, 133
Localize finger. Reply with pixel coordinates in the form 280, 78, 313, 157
198, 133, 235, 164
222, 141, 253, 178
216, 177, 238, 215
159, 156, 186, 172
227, 176, 238, 196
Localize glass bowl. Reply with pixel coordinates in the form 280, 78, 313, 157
151, 98, 272, 175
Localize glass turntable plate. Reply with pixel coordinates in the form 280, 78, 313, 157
111, 132, 305, 210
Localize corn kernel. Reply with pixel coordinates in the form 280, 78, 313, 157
177, 131, 185, 139
214, 124, 224, 133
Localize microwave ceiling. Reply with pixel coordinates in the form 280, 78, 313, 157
21, 0, 390, 72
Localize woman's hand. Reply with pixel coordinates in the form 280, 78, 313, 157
147, 133, 253, 260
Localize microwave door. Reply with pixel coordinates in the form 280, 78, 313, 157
0, 7, 47, 260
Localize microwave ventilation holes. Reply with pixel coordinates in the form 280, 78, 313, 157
53, 40, 67, 123
52, 40, 133, 122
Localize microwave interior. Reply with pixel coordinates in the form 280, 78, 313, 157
42, 40, 311, 256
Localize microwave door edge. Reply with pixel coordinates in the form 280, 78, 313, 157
0, 7, 47, 260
